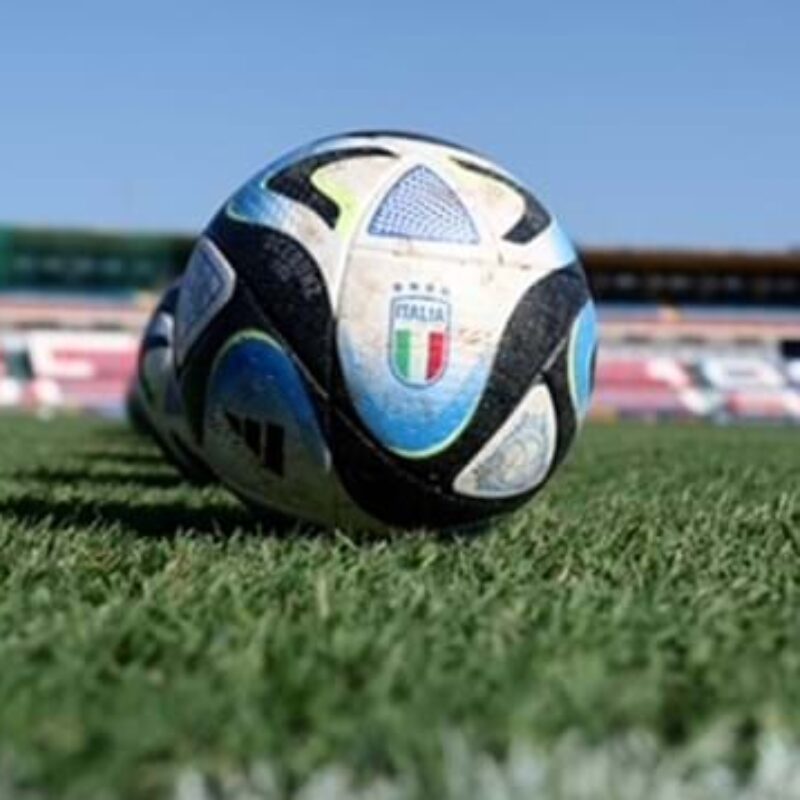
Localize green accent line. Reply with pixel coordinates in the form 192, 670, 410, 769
210, 329, 283, 383
395, 329, 412, 378
310, 170, 360, 236
389, 394, 483, 461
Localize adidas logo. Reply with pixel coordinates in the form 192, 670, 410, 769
225, 412, 285, 476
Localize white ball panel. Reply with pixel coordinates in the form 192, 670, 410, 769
453, 382, 557, 499
174, 238, 236, 366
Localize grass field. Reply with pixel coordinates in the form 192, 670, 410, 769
1, 415, 799, 799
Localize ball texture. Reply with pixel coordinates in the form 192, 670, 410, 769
129, 281, 213, 484
173, 131, 597, 530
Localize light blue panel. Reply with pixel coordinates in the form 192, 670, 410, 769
208, 332, 329, 471
338, 329, 491, 458
569, 301, 598, 421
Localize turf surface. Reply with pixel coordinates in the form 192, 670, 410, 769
0, 415, 798, 798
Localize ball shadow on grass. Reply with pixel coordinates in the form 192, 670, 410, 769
0, 471, 480, 546
16, 465, 191, 491
1, 432, 489, 546
0, 491, 258, 541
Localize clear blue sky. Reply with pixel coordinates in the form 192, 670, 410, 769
1, 1, 797, 249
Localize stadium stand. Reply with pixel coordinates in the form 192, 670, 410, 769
0, 226, 185, 416
0, 226, 798, 422
589, 248, 800, 423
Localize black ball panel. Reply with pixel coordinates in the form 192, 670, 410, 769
327, 266, 591, 528
205, 216, 336, 394
328, 405, 530, 529
331, 265, 589, 480
541, 344, 579, 477
435, 265, 590, 480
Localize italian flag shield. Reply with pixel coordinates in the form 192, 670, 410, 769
389, 293, 451, 387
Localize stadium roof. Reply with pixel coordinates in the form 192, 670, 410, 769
583, 247, 800, 274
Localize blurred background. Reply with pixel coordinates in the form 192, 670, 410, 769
1, 0, 798, 422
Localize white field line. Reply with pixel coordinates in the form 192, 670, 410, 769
4, 727, 800, 800
172, 729, 800, 800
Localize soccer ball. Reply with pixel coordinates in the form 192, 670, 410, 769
129, 281, 213, 484
173, 131, 597, 530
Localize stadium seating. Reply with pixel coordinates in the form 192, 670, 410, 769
592, 353, 694, 419
724, 389, 800, 421
1, 331, 138, 416
0, 292, 151, 331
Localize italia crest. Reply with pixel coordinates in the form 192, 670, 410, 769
389, 284, 451, 387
